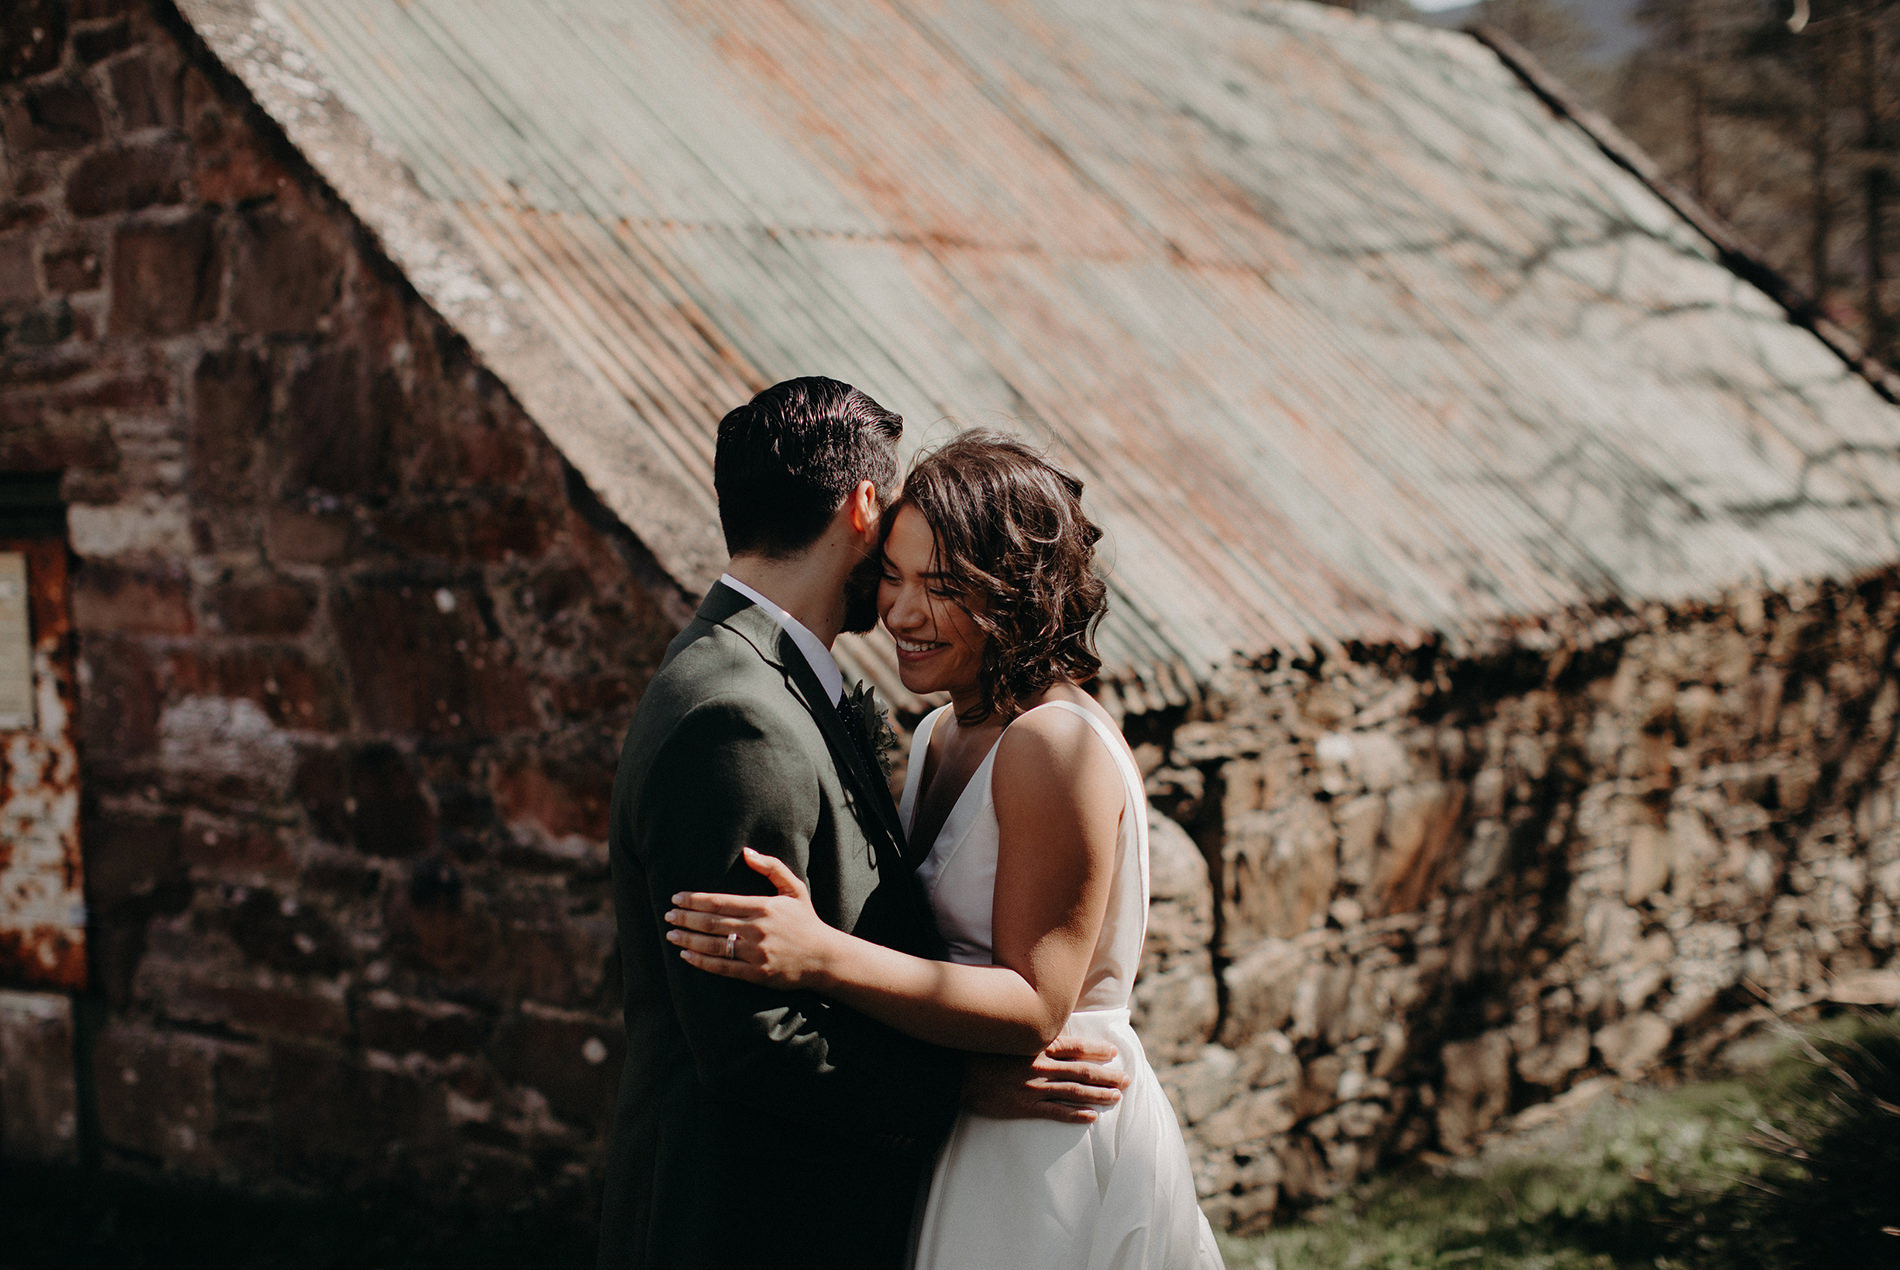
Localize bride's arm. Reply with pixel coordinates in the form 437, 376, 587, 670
667, 707, 1121, 1055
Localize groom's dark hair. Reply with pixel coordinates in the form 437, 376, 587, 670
714, 377, 904, 557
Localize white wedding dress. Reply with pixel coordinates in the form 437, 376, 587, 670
902, 701, 1225, 1270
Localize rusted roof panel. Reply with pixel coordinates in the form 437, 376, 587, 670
179, 0, 1900, 703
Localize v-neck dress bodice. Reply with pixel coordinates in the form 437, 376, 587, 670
900, 702, 1224, 1270
900, 708, 1010, 967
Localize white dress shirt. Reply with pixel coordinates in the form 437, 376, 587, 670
717, 573, 846, 706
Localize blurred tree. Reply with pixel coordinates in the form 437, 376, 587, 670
1475, 0, 1615, 100
1610, 0, 1898, 364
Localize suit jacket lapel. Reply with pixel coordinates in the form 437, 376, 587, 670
705, 584, 911, 872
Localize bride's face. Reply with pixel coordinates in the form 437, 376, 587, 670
877, 506, 988, 701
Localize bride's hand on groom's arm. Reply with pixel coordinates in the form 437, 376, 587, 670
666, 847, 845, 990
961, 1038, 1129, 1124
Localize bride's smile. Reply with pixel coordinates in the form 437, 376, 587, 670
879, 505, 989, 703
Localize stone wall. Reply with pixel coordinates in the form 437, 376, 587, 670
2, 0, 683, 1205
1129, 573, 1900, 1230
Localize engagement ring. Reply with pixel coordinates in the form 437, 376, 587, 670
725, 933, 739, 960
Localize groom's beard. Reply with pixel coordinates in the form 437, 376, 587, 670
840, 551, 882, 634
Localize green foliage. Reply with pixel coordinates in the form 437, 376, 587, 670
1223, 1012, 1900, 1270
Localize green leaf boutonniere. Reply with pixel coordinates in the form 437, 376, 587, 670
845, 680, 899, 780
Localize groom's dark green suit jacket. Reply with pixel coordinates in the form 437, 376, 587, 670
597, 582, 962, 1269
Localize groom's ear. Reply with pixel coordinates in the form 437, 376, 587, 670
845, 479, 880, 538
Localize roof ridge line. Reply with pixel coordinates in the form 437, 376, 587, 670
1466, 22, 1900, 408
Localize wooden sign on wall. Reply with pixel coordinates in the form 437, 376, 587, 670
0, 552, 33, 731
0, 542, 85, 989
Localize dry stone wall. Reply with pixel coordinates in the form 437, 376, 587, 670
1130, 574, 1900, 1230
3, 0, 682, 1206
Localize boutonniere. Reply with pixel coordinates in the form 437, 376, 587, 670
846, 680, 898, 779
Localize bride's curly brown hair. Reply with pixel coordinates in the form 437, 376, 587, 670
890, 432, 1108, 724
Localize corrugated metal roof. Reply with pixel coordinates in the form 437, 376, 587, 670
179, 0, 1900, 708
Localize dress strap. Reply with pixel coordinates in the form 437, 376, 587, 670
1012, 699, 1149, 910
897, 703, 953, 835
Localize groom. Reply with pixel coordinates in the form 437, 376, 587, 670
597, 378, 1125, 1269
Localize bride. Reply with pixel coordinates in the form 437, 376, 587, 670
666, 432, 1225, 1270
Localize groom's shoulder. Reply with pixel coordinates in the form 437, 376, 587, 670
656, 617, 775, 687
635, 619, 801, 731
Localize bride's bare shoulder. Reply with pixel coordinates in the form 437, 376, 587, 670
993, 688, 1122, 802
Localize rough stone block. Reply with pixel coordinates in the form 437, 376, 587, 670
217, 887, 347, 976
66, 138, 189, 216
228, 205, 342, 335
72, 18, 133, 63
488, 1005, 621, 1128
72, 562, 193, 634
1218, 940, 1303, 1045
190, 345, 269, 504
1195, 1084, 1297, 1150
265, 506, 354, 565
1435, 1030, 1512, 1151
108, 47, 185, 130
80, 805, 182, 912
283, 349, 395, 497
0, 990, 78, 1164
1375, 780, 1465, 913
4, 298, 81, 348
358, 991, 489, 1061
1824, 968, 1900, 1006
1624, 824, 1671, 904
192, 115, 292, 206
108, 214, 219, 337
1158, 1045, 1241, 1127
1515, 1025, 1590, 1088
4, 82, 103, 152
40, 239, 102, 292
332, 578, 536, 737
1593, 1012, 1672, 1077
208, 575, 317, 637
167, 645, 347, 731
2, 2, 67, 80
268, 1043, 450, 1181
1199, 1173, 1281, 1236
491, 749, 610, 848
1222, 800, 1337, 944
1231, 1039, 1300, 1109
1132, 960, 1218, 1062
157, 695, 298, 796
151, 965, 351, 1041
78, 636, 161, 761
93, 1021, 219, 1169
1295, 1052, 1347, 1119
343, 742, 438, 858
177, 809, 297, 878
0, 235, 38, 304
1335, 792, 1384, 888
1289, 958, 1354, 1044
1145, 808, 1213, 963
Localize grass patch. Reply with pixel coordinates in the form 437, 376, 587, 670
1221, 1011, 1900, 1269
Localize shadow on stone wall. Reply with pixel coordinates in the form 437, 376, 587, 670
1129, 569, 1900, 1230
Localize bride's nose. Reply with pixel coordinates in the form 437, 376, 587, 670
882, 581, 925, 633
